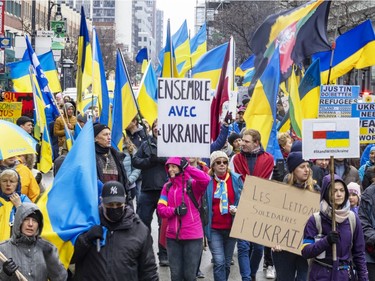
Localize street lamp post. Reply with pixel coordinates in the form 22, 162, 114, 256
61, 58, 73, 91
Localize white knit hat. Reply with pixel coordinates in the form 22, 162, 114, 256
347, 182, 361, 198
210, 151, 229, 168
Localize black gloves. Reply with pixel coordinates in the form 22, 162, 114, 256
224, 111, 233, 125
3, 258, 18, 276
86, 225, 103, 242
327, 231, 340, 245
174, 203, 187, 216
180, 157, 189, 171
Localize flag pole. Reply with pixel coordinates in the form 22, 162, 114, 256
326, 13, 339, 84
117, 48, 152, 145
329, 155, 337, 262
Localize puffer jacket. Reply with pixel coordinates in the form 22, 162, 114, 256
157, 157, 210, 240
0, 203, 67, 281
302, 174, 368, 281
73, 206, 158, 281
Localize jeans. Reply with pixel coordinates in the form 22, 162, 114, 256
272, 250, 308, 281
208, 229, 237, 281
237, 239, 264, 281
137, 190, 167, 260
167, 238, 203, 281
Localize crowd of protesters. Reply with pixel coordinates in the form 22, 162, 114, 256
1, 93, 375, 281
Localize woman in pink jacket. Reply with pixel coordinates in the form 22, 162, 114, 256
157, 157, 210, 281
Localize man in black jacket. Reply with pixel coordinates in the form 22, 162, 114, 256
72, 181, 158, 281
132, 119, 169, 266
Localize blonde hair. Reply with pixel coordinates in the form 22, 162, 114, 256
287, 167, 316, 192
278, 132, 292, 147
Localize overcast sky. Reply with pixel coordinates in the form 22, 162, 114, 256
156, 0, 196, 43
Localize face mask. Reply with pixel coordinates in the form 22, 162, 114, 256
105, 206, 125, 222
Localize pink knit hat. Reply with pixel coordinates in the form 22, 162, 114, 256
347, 182, 361, 198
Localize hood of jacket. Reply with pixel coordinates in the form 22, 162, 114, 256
12, 202, 43, 239
165, 157, 183, 173
321, 174, 349, 207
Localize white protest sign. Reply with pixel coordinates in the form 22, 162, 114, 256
157, 78, 211, 158
230, 176, 320, 255
302, 118, 360, 159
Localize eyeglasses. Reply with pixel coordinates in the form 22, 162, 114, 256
215, 160, 228, 165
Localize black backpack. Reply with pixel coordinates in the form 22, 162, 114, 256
166, 178, 208, 226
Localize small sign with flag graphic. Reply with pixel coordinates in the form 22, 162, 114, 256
302, 118, 359, 159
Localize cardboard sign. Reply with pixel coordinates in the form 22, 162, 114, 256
0, 102, 22, 123
302, 118, 360, 159
157, 78, 211, 158
230, 176, 320, 255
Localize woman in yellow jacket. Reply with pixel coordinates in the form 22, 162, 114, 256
53, 102, 77, 155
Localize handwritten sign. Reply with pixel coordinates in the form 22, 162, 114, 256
0, 102, 22, 123
157, 78, 211, 157
352, 103, 375, 143
230, 176, 320, 255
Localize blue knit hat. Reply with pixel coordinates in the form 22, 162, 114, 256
286, 151, 308, 173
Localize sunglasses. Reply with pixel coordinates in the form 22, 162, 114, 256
215, 160, 228, 165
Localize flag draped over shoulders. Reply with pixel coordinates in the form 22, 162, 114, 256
37, 120, 99, 268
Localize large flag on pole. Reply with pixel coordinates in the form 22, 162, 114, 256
244, 48, 281, 151
37, 120, 99, 268
76, 6, 93, 114
92, 27, 110, 126
8, 51, 61, 93
251, 0, 331, 82
312, 19, 375, 84
162, 19, 179, 78
137, 61, 158, 126
210, 37, 234, 142
288, 69, 303, 138
172, 20, 191, 77
111, 51, 137, 151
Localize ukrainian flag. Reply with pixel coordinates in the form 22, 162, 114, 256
180, 23, 207, 77
172, 20, 191, 77
37, 120, 99, 268
92, 27, 110, 126
111, 51, 137, 151
313, 19, 375, 84
137, 61, 157, 126
244, 48, 281, 150
235, 55, 255, 87
162, 19, 179, 78
76, 6, 93, 114
8, 51, 61, 93
192, 42, 228, 90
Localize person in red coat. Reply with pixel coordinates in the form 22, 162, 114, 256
230, 128, 274, 281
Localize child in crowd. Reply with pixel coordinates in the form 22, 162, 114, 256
348, 182, 361, 214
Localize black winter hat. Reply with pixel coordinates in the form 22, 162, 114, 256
16, 116, 33, 126
286, 151, 308, 173
94, 123, 110, 137
101, 181, 126, 204
228, 133, 241, 146
290, 140, 302, 152
26, 211, 43, 229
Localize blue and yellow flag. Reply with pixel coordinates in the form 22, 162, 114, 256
111, 51, 137, 151
162, 19, 179, 78
192, 42, 228, 90
92, 27, 110, 126
312, 19, 375, 84
8, 51, 61, 93
30, 70, 53, 173
137, 61, 157, 126
244, 48, 281, 151
236, 55, 255, 87
288, 69, 303, 138
172, 20, 191, 77
37, 120, 99, 268
180, 23, 207, 77
76, 6, 93, 114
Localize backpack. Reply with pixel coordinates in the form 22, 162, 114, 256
166, 178, 208, 226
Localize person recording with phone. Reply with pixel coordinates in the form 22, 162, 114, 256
157, 157, 210, 281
